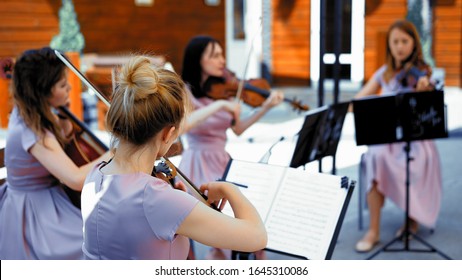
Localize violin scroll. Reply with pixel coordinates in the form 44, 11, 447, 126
153, 158, 220, 211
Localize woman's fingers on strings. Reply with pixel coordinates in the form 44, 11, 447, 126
416, 76, 433, 91
174, 181, 188, 192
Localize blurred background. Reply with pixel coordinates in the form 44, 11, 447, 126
1, 0, 461, 260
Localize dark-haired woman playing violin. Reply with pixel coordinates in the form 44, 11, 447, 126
179, 35, 284, 260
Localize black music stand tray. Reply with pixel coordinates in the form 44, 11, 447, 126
353, 90, 451, 260
290, 101, 349, 170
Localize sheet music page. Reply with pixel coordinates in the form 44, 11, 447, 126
221, 161, 286, 221
264, 169, 346, 260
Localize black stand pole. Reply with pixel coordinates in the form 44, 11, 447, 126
231, 251, 254, 260
366, 141, 451, 260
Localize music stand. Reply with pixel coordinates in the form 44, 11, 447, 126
353, 90, 451, 259
290, 101, 349, 171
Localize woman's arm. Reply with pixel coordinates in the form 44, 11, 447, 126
30, 134, 112, 191
177, 181, 267, 252
348, 78, 381, 112
231, 90, 284, 136
183, 100, 239, 134
355, 78, 381, 99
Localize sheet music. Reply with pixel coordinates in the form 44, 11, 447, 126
265, 169, 345, 260
222, 161, 286, 220
223, 160, 348, 260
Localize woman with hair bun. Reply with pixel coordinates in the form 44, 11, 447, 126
81, 56, 267, 260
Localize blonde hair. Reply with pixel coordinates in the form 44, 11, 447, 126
106, 56, 187, 147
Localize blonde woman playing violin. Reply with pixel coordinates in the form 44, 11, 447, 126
80, 55, 267, 260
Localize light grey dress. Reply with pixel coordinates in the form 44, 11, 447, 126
0, 107, 84, 259
81, 162, 199, 259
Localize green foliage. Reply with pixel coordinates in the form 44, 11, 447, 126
50, 0, 85, 53
406, 0, 435, 67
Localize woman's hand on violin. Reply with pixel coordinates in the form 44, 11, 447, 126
218, 100, 241, 119
173, 180, 188, 193
261, 90, 284, 110
416, 76, 434, 92
200, 181, 237, 211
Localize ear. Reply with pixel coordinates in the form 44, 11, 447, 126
162, 126, 177, 144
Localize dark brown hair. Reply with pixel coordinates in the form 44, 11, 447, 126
12, 47, 68, 146
383, 19, 431, 82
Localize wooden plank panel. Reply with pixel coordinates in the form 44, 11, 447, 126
0, 30, 57, 42
0, 1, 56, 14
0, 15, 58, 28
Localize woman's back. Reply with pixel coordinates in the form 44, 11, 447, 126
81, 162, 199, 260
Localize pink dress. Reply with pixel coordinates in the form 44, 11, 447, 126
363, 66, 443, 228
179, 95, 234, 187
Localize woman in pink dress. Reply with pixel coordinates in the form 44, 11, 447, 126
179, 35, 284, 259
81, 55, 267, 259
0, 47, 111, 259
353, 20, 442, 253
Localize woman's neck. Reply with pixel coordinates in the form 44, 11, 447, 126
201, 73, 210, 87
104, 142, 158, 175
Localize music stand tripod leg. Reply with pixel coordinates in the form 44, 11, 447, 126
366, 141, 451, 260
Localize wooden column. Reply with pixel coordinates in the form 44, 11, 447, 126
0, 78, 12, 128
65, 52, 83, 119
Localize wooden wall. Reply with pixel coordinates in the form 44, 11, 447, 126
0, 0, 225, 72
0, 0, 461, 88
271, 0, 310, 86
363, 0, 462, 87
363, 0, 407, 82
434, 0, 462, 87
0, 0, 59, 58
73, 0, 225, 72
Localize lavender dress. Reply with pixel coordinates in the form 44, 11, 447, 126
81, 162, 199, 259
179, 95, 234, 186
0, 107, 84, 259
362, 66, 443, 228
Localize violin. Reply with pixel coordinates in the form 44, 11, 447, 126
203, 71, 309, 113
153, 157, 220, 211
396, 65, 434, 89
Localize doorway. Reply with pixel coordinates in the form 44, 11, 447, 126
310, 0, 365, 89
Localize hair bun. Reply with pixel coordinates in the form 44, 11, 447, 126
117, 56, 160, 102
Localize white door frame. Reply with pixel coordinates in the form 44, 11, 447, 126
225, 0, 262, 79
310, 0, 365, 89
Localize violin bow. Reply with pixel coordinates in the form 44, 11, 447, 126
234, 17, 263, 103
55, 50, 111, 107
